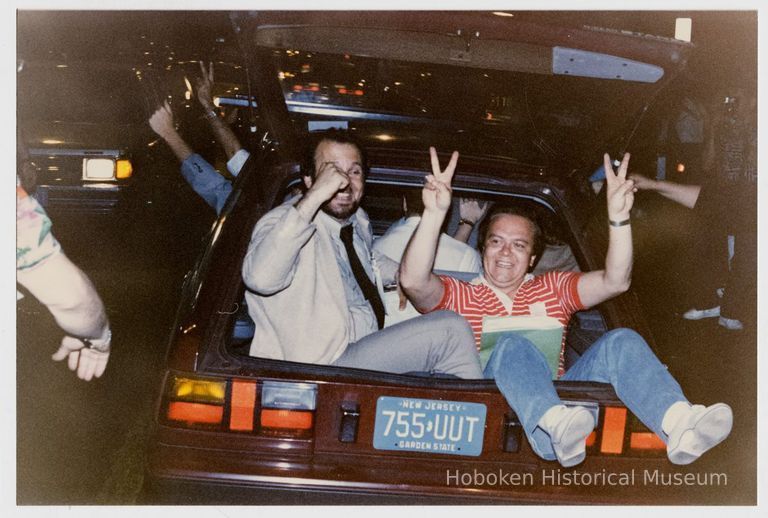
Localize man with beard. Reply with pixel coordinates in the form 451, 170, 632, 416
241, 130, 482, 378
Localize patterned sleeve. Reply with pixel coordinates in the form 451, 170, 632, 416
549, 270, 585, 315
16, 186, 61, 271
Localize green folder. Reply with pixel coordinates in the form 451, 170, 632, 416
480, 315, 564, 379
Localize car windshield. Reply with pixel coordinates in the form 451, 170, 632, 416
17, 63, 147, 124
265, 45, 666, 164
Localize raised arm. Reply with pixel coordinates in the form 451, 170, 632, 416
149, 101, 232, 213
453, 197, 489, 243
196, 61, 244, 161
630, 174, 701, 209
399, 147, 458, 312
148, 100, 194, 163
577, 153, 636, 308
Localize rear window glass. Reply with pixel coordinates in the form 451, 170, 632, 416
266, 47, 660, 162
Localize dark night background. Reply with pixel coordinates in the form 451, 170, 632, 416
11, 9, 760, 507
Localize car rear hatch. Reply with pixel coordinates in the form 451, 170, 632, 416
229, 11, 692, 177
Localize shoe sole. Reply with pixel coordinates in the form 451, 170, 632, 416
667, 404, 733, 465
718, 318, 744, 330
553, 410, 595, 468
682, 310, 720, 320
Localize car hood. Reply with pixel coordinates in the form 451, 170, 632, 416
22, 120, 145, 153
233, 11, 692, 175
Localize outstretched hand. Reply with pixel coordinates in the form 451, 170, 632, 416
423, 147, 459, 213
627, 173, 655, 191
196, 61, 216, 110
604, 153, 635, 220
52, 335, 110, 381
148, 100, 176, 138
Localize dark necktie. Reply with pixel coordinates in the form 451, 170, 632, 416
339, 224, 385, 329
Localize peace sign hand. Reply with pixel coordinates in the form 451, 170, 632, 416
196, 61, 216, 110
604, 152, 635, 221
423, 147, 459, 214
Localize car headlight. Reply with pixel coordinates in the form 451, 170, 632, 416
82, 157, 133, 180
83, 158, 116, 180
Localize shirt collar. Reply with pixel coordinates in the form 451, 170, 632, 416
316, 209, 350, 234
479, 273, 534, 313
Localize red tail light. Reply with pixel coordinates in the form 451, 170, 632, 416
230, 380, 257, 432
161, 374, 318, 437
600, 407, 627, 454
630, 432, 666, 450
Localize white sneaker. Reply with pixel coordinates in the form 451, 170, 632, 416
666, 403, 733, 465
682, 306, 720, 320
718, 316, 744, 330
549, 406, 595, 467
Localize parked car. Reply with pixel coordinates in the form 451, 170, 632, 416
143, 11, 716, 504
16, 60, 157, 215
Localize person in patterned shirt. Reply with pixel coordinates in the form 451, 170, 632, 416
16, 169, 112, 381
400, 147, 733, 468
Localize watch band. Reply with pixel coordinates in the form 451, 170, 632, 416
459, 218, 477, 227
81, 329, 112, 353
609, 218, 631, 227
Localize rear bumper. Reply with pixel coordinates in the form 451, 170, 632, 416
143, 439, 692, 505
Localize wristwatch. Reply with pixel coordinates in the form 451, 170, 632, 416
81, 329, 112, 353
609, 218, 631, 227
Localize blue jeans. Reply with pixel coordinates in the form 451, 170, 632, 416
484, 328, 688, 460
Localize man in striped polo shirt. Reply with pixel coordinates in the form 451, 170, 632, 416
400, 147, 732, 468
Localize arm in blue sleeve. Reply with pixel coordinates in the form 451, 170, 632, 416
180, 153, 233, 214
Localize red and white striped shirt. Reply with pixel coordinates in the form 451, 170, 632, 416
432, 271, 584, 378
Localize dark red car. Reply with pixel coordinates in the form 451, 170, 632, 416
143, 12, 720, 504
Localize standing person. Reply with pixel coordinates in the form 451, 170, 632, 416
399, 147, 732, 467
241, 130, 482, 378
630, 90, 757, 330
16, 163, 112, 381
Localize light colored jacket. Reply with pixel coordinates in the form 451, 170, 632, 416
242, 197, 396, 364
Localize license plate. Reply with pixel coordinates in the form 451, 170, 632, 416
372, 396, 487, 456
